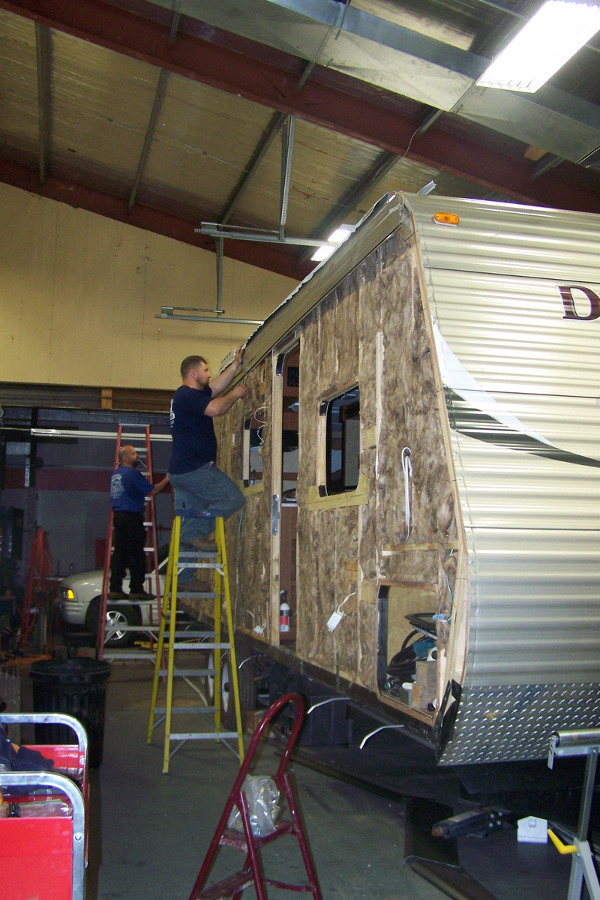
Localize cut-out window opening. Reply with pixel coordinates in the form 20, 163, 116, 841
243, 409, 266, 486
324, 385, 360, 495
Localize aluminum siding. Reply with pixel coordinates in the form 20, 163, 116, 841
408, 196, 600, 689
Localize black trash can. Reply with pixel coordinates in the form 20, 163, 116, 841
30, 657, 111, 768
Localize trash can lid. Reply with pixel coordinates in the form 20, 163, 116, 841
30, 657, 111, 679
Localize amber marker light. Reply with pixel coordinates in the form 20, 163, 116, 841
433, 212, 460, 226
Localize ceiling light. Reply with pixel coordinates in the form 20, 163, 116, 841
311, 225, 353, 262
476, 0, 600, 93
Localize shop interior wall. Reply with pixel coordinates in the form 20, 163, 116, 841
0, 182, 296, 390
0, 182, 296, 597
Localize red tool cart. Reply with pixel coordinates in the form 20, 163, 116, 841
0, 712, 89, 900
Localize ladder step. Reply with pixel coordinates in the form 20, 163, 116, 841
168, 642, 231, 650
177, 550, 208, 556
162, 630, 215, 639
106, 599, 156, 606
104, 625, 159, 633
194, 870, 254, 900
169, 731, 240, 741
104, 650, 157, 660
219, 822, 294, 851
158, 668, 216, 677
153, 706, 216, 715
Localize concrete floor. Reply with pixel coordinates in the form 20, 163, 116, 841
15, 656, 591, 900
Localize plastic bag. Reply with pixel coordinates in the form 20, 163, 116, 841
227, 774, 280, 837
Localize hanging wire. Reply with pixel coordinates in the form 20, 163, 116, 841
401, 447, 412, 542
359, 724, 405, 750
252, 405, 267, 449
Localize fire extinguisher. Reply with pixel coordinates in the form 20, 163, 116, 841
279, 590, 290, 632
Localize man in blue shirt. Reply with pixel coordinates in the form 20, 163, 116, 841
168, 347, 247, 564
109, 445, 169, 599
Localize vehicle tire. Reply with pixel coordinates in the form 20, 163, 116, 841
208, 645, 258, 730
84, 597, 140, 648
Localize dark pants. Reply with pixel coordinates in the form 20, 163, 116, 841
110, 511, 146, 593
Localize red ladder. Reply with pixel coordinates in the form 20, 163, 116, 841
18, 527, 52, 649
188, 693, 322, 900
96, 424, 163, 660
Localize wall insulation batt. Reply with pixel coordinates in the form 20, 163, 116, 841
209, 193, 600, 766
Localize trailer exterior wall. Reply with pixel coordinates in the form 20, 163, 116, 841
211, 193, 600, 767
408, 196, 600, 763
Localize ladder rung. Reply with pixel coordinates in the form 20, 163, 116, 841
170, 642, 230, 650
105, 625, 159, 633
158, 668, 216, 677
154, 706, 216, 715
106, 599, 156, 606
105, 650, 156, 660
168, 732, 240, 741
178, 551, 218, 558
162, 634, 215, 642
194, 870, 254, 900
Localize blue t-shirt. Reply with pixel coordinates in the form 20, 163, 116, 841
110, 466, 153, 513
168, 385, 217, 475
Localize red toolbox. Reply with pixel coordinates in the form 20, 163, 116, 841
0, 713, 88, 900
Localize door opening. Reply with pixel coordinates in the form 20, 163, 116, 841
273, 344, 299, 647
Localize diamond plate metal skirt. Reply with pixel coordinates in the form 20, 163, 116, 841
438, 682, 600, 765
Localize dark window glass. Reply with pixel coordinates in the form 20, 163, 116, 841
325, 386, 360, 495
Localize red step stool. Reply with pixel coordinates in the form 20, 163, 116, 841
188, 692, 323, 900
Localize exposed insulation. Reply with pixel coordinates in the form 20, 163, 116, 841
216, 217, 459, 721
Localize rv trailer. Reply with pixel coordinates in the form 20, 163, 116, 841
199, 193, 600, 766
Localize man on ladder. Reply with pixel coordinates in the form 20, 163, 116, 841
167, 346, 247, 581
109, 444, 169, 600
146, 346, 249, 771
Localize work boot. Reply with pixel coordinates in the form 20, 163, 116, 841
128, 589, 156, 600
108, 590, 128, 600
190, 536, 217, 553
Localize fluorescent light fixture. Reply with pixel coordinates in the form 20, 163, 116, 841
311, 225, 353, 262
476, 0, 600, 93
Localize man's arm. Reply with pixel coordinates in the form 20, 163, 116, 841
208, 344, 244, 398
148, 475, 170, 498
205, 382, 247, 418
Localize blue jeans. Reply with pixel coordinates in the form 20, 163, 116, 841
169, 462, 244, 546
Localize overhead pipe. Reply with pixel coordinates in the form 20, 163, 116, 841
156, 306, 263, 325
279, 115, 296, 239
35, 22, 51, 186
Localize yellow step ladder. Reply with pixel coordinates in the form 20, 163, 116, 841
146, 515, 245, 773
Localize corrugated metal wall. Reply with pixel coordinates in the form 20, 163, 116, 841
410, 196, 600, 688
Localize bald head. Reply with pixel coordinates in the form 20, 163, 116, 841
118, 445, 139, 467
